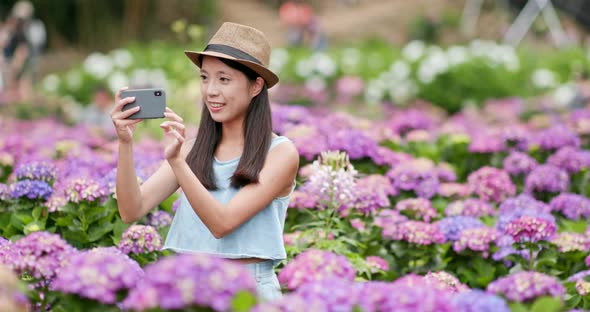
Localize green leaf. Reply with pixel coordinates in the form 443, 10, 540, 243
530, 296, 563, 312
508, 302, 528, 312
230, 291, 257, 312
87, 222, 114, 242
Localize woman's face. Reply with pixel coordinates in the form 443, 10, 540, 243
200, 56, 257, 124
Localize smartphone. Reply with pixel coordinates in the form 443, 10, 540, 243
121, 88, 166, 119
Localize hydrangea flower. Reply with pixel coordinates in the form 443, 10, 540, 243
549, 193, 590, 220
146, 210, 173, 228
445, 198, 495, 218
436, 216, 485, 241
12, 231, 77, 281
486, 271, 565, 302
438, 182, 471, 198
502, 151, 537, 176
326, 128, 379, 160
0, 183, 10, 201
352, 175, 397, 215
382, 221, 445, 245
9, 180, 53, 201
525, 164, 569, 194
551, 232, 590, 252
63, 177, 108, 203
452, 289, 510, 312
467, 167, 515, 203
395, 198, 437, 222
453, 227, 499, 257
44, 194, 67, 213
365, 256, 389, 273
567, 270, 590, 296
14, 160, 57, 184
387, 158, 440, 199
51, 248, 143, 304
122, 254, 256, 311
532, 124, 580, 151
498, 193, 551, 216
118, 225, 162, 255
504, 215, 557, 243
424, 271, 470, 293
278, 249, 356, 290
547, 146, 590, 174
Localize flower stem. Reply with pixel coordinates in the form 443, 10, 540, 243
528, 247, 534, 271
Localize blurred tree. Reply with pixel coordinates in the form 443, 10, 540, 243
0, 0, 218, 51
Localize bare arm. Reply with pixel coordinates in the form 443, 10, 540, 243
168, 141, 299, 238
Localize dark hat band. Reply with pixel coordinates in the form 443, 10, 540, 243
204, 44, 262, 65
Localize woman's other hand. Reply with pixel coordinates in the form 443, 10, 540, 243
161, 107, 186, 162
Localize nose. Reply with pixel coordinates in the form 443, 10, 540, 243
204, 79, 220, 98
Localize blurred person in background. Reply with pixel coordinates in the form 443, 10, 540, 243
0, 0, 45, 103
279, 0, 326, 50
76, 85, 116, 136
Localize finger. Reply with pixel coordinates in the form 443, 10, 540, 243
116, 118, 143, 127
160, 121, 185, 133
115, 86, 129, 101
164, 111, 184, 123
110, 96, 136, 115
171, 129, 185, 143
112, 106, 140, 120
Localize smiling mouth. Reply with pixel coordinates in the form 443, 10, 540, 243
208, 102, 225, 108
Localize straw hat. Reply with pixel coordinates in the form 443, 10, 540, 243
185, 22, 279, 88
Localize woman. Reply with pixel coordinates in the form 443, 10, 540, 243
110, 22, 299, 301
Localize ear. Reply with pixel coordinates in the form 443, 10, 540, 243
249, 77, 264, 98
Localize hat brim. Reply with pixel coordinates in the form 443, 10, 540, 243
184, 51, 279, 88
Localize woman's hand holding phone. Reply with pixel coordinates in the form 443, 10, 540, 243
111, 87, 143, 144
160, 107, 186, 162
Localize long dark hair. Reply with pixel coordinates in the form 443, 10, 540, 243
185, 57, 273, 190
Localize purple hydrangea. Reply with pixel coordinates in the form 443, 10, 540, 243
373, 209, 408, 229
326, 128, 379, 160
452, 289, 510, 312
395, 198, 438, 222
551, 232, 590, 252
469, 132, 506, 153
445, 198, 495, 217
278, 249, 356, 290
423, 271, 470, 293
14, 161, 57, 184
0, 183, 10, 201
438, 182, 471, 198
502, 151, 537, 176
251, 292, 328, 312
547, 147, 590, 174
63, 177, 108, 203
498, 193, 551, 216
436, 163, 457, 182
365, 256, 389, 273
453, 227, 500, 257
118, 225, 162, 255
9, 180, 53, 201
0, 240, 19, 268
51, 248, 143, 304
122, 253, 256, 311
288, 190, 318, 209
467, 167, 515, 204
532, 125, 580, 151
567, 270, 590, 296
382, 221, 445, 245
271, 104, 310, 134
525, 164, 569, 194
352, 175, 397, 215
368, 147, 413, 167
436, 216, 485, 241
388, 109, 435, 135
44, 194, 67, 213
146, 210, 173, 228
284, 278, 364, 312
549, 193, 590, 220
12, 231, 77, 281
387, 158, 440, 199
284, 125, 329, 161
486, 271, 565, 302
504, 215, 557, 243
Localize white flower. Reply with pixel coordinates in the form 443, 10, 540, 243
270, 48, 289, 73
390, 80, 417, 105
389, 60, 411, 80
108, 71, 129, 94
402, 40, 426, 62
341, 48, 361, 73
110, 49, 133, 68
83, 52, 113, 79
312, 53, 337, 77
130, 69, 150, 87
365, 80, 386, 104
446, 46, 469, 66
42, 74, 60, 93
552, 83, 577, 107
295, 59, 313, 78
532, 68, 557, 89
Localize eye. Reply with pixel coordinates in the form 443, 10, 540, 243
220, 77, 230, 82
200, 74, 208, 81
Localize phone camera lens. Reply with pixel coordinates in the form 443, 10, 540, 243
155, 91, 162, 96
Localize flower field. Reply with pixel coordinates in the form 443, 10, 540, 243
2, 41, 590, 311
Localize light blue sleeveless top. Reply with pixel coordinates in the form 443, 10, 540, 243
163, 136, 293, 266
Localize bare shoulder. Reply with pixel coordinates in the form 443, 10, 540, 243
267, 138, 299, 169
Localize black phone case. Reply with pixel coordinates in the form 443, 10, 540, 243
121, 88, 166, 119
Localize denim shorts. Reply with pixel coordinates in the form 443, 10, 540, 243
243, 260, 282, 301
